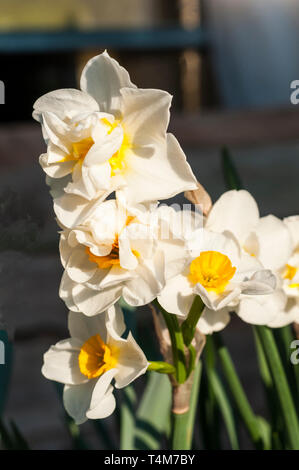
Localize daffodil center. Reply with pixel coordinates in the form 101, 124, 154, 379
86, 239, 120, 270
59, 137, 94, 165
102, 118, 131, 176
78, 334, 118, 379
71, 137, 94, 163
188, 250, 236, 293
283, 264, 297, 281
86, 216, 140, 270
283, 264, 299, 289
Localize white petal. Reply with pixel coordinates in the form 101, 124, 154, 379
118, 228, 139, 270
46, 142, 71, 164
68, 310, 108, 343
63, 381, 94, 425
123, 223, 155, 261
122, 133, 197, 204
157, 273, 194, 317
267, 297, 299, 327
33, 88, 99, 122
158, 238, 188, 281
206, 190, 259, 244
84, 125, 123, 167
283, 215, 299, 250
106, 303, 126, 337
59, 271, 80, 312
188, 229, 241, 269
80, 51, 136, 116
39, 154, 74, 178
197, 307, 231, 334
54, 191, 110, 229
65, 162, 97, 200
66, 245, 97, 283
121, 87, 171, 144
41, 112, 71, 153
122, 254, 164, 306
59, 231, 72, 268
42, 338, 85, 385
86, 267, 125, 291
236, 289, 286, 325
195, 282, 241, 311
86, 162, 112, 191
240, 270, 276, 295
109, 332, 148, 389
246, 215, 293, 271
86, 386, 116, 420
72, 283, 122, 316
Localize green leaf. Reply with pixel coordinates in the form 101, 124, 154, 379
255, 325, 299, 450
256, 416, 271, 450
206, 367, 239, 450
9, 421, 30, 450
120, 386, 136, 450
0, 419, 30, 450
92, 418, 116, 450
221, 147, 243, 191
198, 369, 221, 449
134, 371, 171, 450
213, 333, 265, 449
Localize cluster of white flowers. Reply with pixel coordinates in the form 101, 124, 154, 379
35, 52, 289, 425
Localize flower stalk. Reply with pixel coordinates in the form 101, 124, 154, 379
181, 296, 205, 347
172, 361, 202, 450
153, 299, 187, 384
213, 333, 265, 449
255, 325, 299, 450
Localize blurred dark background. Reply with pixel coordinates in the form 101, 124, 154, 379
1, 0, 299, 449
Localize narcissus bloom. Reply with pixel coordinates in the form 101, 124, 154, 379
205, 190, 299, 327
59, 197, 187, 316
158, 228, 276, 333
42, 305, 148, 424
33, 51, 197, 228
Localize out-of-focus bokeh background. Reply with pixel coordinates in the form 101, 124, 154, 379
1, 0, 299, 449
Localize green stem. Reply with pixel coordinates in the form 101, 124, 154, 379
153, 300, 187, 384
205, 335, 239, 450
148, 361, 176, 375
274, 326, 299, 410
213, 333, 264, 449
207, 367, 240, 450
255, 325, 299, 450
181, 296, 205, 346
253, 327, 283, 448
172, 361, 202, 449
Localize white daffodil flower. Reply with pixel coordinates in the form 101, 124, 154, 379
59, 197, 189, 316
205, 189, 299, 327
42, 305, 148, 424
267, 215, 299, 327
158, 228, 275, 333
280, 216, 299, 299
33, 51, 197, 228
